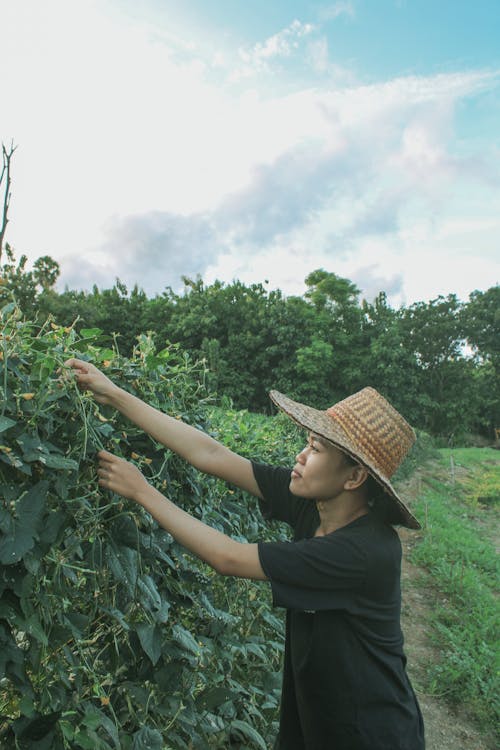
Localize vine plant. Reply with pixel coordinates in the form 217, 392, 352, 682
0, 303, 289, 749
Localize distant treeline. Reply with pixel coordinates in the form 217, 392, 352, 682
1, 245, 499, 440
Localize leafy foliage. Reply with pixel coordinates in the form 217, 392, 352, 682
0, 305, 292, 749
40, 268, 499, 439
3, 245, 499, 437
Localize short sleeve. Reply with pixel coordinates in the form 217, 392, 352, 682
258, 532, 368, 611
252, 462, 304, 528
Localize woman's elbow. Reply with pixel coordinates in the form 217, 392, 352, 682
212, 542, 266, 580
213, 550, 238, 577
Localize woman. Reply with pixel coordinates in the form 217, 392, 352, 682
66, 358, 425, 750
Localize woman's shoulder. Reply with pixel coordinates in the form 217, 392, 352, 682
338, 513, 402, 554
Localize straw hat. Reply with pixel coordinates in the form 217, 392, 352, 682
270, 387, 421, 530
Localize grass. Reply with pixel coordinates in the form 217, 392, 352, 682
410, 448, 499, 734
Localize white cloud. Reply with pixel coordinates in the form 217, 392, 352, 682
231, 19, 316, 81
2, 1, 499, 306
351, 265, 404, 302
56, 66, 500, 297
61, 210, 220, 294
320, 2, 356, 22
246, 19, 315, 63
307, 37, 331, 73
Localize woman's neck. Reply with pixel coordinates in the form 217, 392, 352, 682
315, 492, 369, 536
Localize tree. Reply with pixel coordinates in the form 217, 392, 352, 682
1, 246, 63, 320
360, 293, 421, 425
461, 286, 500, 435
462, 286, 500, 370
301, 269, 365, 400
40, 279, 150, 356
33, 255, 61, 290
160, 277, 282, 409
0, 244, 38, 315
295, 337, 335, 407
304, 269, 360, 316
398, 295, 476, 437
0, 141, 17, 262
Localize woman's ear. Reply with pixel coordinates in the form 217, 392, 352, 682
344, 465, 369, 491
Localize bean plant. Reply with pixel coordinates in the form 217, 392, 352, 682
0, 303, 293, 749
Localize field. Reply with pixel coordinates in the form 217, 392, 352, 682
0, 312, 498, 748
399, 447, 499, 749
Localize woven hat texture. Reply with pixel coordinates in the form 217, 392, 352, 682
269, 387, 420, 529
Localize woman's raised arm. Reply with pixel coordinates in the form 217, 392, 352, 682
64, 358, 263, 498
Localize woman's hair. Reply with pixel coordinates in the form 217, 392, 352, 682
342, 452, 399, 525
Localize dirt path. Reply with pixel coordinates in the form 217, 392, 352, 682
398, 466, 497, 750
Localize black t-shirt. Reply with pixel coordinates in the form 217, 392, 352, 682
253, 462, 425, 750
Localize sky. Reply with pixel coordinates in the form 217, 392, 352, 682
1, 0, 499, 306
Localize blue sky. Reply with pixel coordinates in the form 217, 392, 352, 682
1, 0, 499, 305
138, 0, 500, 75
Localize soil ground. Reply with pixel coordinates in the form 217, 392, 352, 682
398, 463, 497, 750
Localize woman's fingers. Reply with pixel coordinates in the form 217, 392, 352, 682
64, 358, 91, 377
60, 359, 93, 390
96, 450, 148, 501
97, 452, 119, 484
62, 360, 119, 406
97, 449, 115, 463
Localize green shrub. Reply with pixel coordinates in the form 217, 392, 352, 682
0, 306, 286, 749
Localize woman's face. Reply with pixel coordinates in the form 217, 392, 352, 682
289, 433, 356, 501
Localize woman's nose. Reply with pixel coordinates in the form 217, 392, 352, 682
296, 446, 308, 463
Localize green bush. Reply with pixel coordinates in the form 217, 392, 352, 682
0, 306, 287, 749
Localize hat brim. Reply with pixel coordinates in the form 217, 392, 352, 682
270, 390, 421, 530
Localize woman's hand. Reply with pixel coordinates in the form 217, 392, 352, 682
97, 452, 267, 580
64, 358, 121, 405
97, 449, 150, 502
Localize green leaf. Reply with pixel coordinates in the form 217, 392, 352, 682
137, 575, 163, 615
95, 348, 115, 361
73, 731, 99, 749
38, 510, 66, 544
80, 705, 119, 748
80, 328, 103, 338
0, 416, 16, 433
39, 454, 78, 470
196, 686, 238, 711
17, 481, 48, 531
106, 543, 138, 595
99, 606, 130, 631
81, 708, 103, 731
172, 624, 201, 657
24, 614, 49, 646
1, 301, 17, 317
0, 482, 48, 564
12, 711, 61, 741
132, 726, 163, 750
0, 449, 26, 471
64, 612, 91, 639
136, 623, 162, 666
19, 695, 36, 717
230, 719, 267, 750
0, 506, 12, 534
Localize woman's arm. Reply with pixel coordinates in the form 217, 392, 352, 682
97, 450, 267, 580
64, 358, 262, 498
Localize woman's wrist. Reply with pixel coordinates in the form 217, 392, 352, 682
134, 481, 163, 507
107, 383, 129, 409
